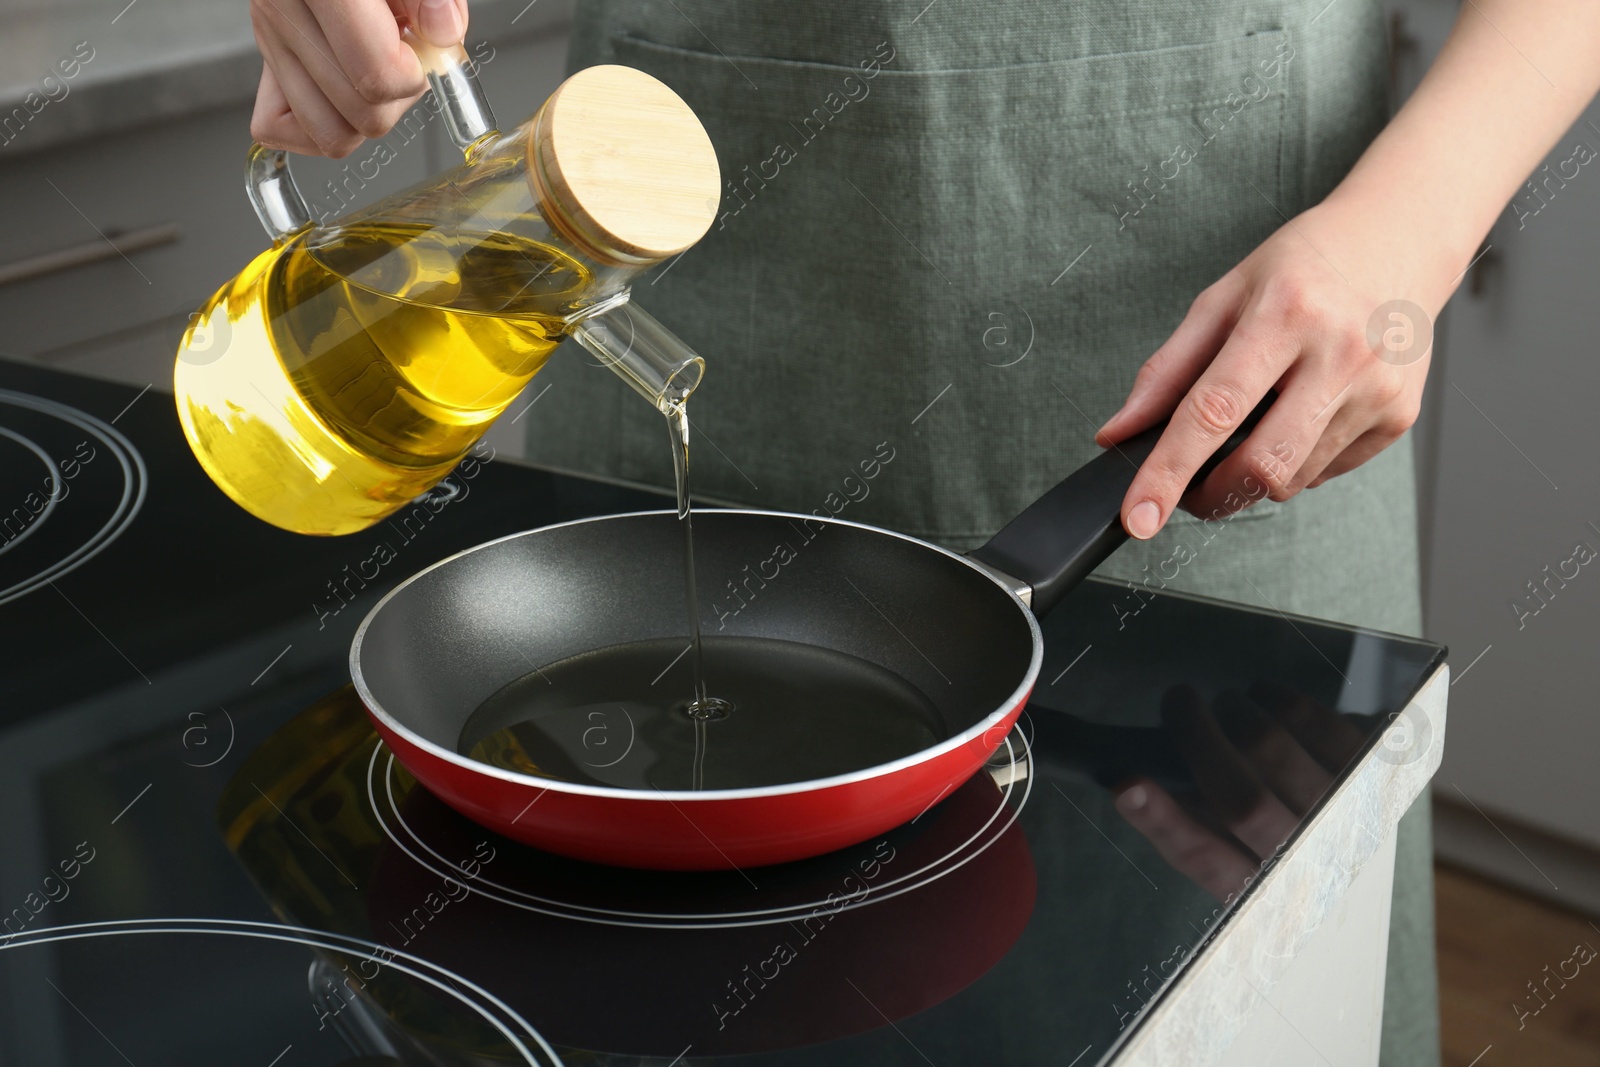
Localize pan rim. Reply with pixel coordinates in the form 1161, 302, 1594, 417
349, 508, 1044, 802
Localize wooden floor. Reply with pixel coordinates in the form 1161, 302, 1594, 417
1438, 863, 1600, 1066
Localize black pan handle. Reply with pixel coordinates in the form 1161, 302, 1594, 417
967, 394, 1274, 618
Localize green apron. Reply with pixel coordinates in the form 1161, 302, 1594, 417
530, 2, 1437, 1062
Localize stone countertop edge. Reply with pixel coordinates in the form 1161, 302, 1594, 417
0, 0, 574, 157
1109, 661, 1450, 1067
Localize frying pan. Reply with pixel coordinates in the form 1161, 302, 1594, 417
352, 407, 1263, 869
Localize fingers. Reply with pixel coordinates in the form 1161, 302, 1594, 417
1161, 685, 1299, 859
1279, 402, 1366, 495
307, 0, 427, 103
252, 0, 434, 158
257, 32, 363, 157
1098, 277, 1245, 447
251, 65, 323, 155
1180, 347, 1358, 515
1307, 434, 1383, 487
1106, 214, 1438, 537
1306, 422, 1410, 488
1285, 355, 1414, 493
1115, 306, 1297, 539
397, 0, 469, 47
282, 0, 422, 139
1114, 778, 1257, 901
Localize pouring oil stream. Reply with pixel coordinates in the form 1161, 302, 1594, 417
665, 401, 730, 789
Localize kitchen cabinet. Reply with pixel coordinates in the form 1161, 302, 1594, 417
0, 105, 291, 373
0, 0, 573, 409
1387, 0, 1600, 911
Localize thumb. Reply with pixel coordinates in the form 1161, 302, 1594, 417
393, 0, 468, 48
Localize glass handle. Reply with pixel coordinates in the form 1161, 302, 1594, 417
245, 143, 314, 242
569, 302, 706, 412
244, 35, 498, 242
408, 35, 497, 155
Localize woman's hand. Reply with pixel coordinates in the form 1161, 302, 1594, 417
249, 0, 468, 158
1096, 193, 1453, 539
1100, 0, 1600, 542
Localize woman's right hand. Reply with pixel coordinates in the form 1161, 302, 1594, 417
249, 0, 468, 157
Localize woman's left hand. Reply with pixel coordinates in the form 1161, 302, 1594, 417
1095, 194, 1453, 540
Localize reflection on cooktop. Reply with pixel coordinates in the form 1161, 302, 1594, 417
219, 686, 1038, 1059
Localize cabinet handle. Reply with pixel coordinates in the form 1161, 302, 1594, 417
0, 224, 181, 289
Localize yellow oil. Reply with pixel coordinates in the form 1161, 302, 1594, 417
174, 223, 590, 535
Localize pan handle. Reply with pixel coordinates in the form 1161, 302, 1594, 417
967, 394, 1273, 618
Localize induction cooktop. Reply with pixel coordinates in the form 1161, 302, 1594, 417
0, 360, 1443, 1066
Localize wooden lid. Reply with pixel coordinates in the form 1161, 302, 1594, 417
528, 65, 720, 266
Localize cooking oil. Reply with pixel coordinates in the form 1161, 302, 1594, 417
174, 223, 589, 535
663, 400, 734, 786
462, 636, 948, 791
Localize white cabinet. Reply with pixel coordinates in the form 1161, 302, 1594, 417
1390, 0, 1600, 906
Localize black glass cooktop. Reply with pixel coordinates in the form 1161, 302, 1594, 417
0, 361, 1444, 1066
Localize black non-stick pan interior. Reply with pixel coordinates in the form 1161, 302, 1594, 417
354, 511, 1037, 757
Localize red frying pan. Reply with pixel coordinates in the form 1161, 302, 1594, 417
351, 411, 1261, 869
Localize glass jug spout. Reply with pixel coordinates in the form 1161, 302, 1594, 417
569, 298, 705, 413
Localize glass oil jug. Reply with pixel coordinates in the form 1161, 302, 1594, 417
174, 43, 721, 535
